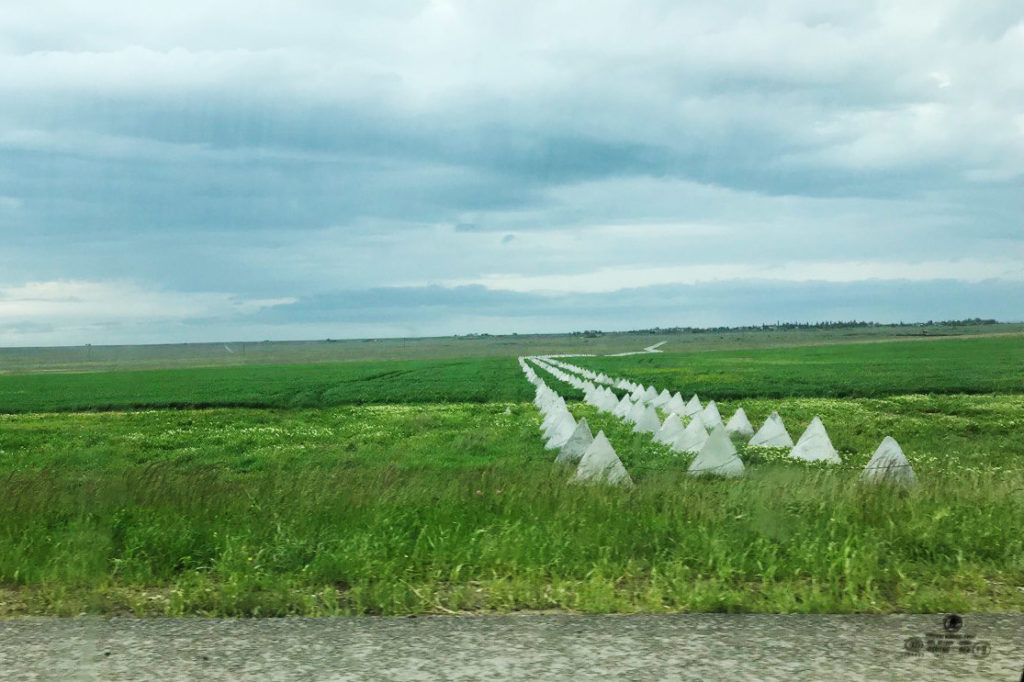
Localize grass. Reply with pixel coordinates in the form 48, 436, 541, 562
1, 394, 1022, 616
1, 333, 1022, 616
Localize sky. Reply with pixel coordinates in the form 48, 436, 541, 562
1, 0, 1022, 346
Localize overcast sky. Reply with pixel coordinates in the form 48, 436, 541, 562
2, 1, 1022, 345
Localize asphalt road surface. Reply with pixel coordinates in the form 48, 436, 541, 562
2, 614, 1022, 681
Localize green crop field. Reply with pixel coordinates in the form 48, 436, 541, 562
0, 357, 531, 413
0, 332, 1022, 616
569, 335, 1024, 399
1, 335, 1022, 415
2, 322, 1021, 374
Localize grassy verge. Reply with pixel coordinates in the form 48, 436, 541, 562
1, 400, 1022, 616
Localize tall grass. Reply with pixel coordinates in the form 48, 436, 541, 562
1, 463, 1021, 616
0, 400, 1022, 616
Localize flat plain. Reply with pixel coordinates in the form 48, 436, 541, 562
0, 326, 1021, 616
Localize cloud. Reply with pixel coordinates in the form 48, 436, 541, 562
0, 280, 295, 344
0, 1, 1022, 343
4, 277, 1020, 347
440, 258, 1024, 294
261, 278, 1023, 333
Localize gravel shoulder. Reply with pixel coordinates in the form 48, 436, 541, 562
2, 614, 1022, 681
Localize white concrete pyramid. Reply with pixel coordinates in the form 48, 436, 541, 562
652, 389, 672, 407
627, 400, 648, 425
683, 394, 703, 417
666, 392, 686, 414
861, 437, 916, 485
544, 413, 577, 450
688, 426, 745, 478
701, 400, 724, 430
642, 385, 659, 402
725, 407, 755, 441
653, 413, 685, 444
575, 431, 632, 485
541, 409, 571, 437
613, 396, 633, 418
541, 408, 566, 434
540, 396, 566, 417
748, 411, 794, 448
790, 417, 840, 463
606, 390, 622, 411
555, 418, 595, 465
670, 415, 710, 454
633, 404, 662, 434
542, 392, 565, 408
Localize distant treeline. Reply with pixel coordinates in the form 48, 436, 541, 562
571, 319, 1001, 337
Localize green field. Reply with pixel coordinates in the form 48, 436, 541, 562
2, 322, 1020, 374
1, 335, 1022, 414
570, 336, 1024, 398
0, 332, 1022, 616
0, 357, 531, 413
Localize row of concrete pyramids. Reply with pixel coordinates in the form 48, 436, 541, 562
534, 356, 916, 485
520, 358, 632, 485
529, 356, 745, 478
544, 356, 837, 462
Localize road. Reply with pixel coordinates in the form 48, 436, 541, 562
2, 614, 1022, 681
